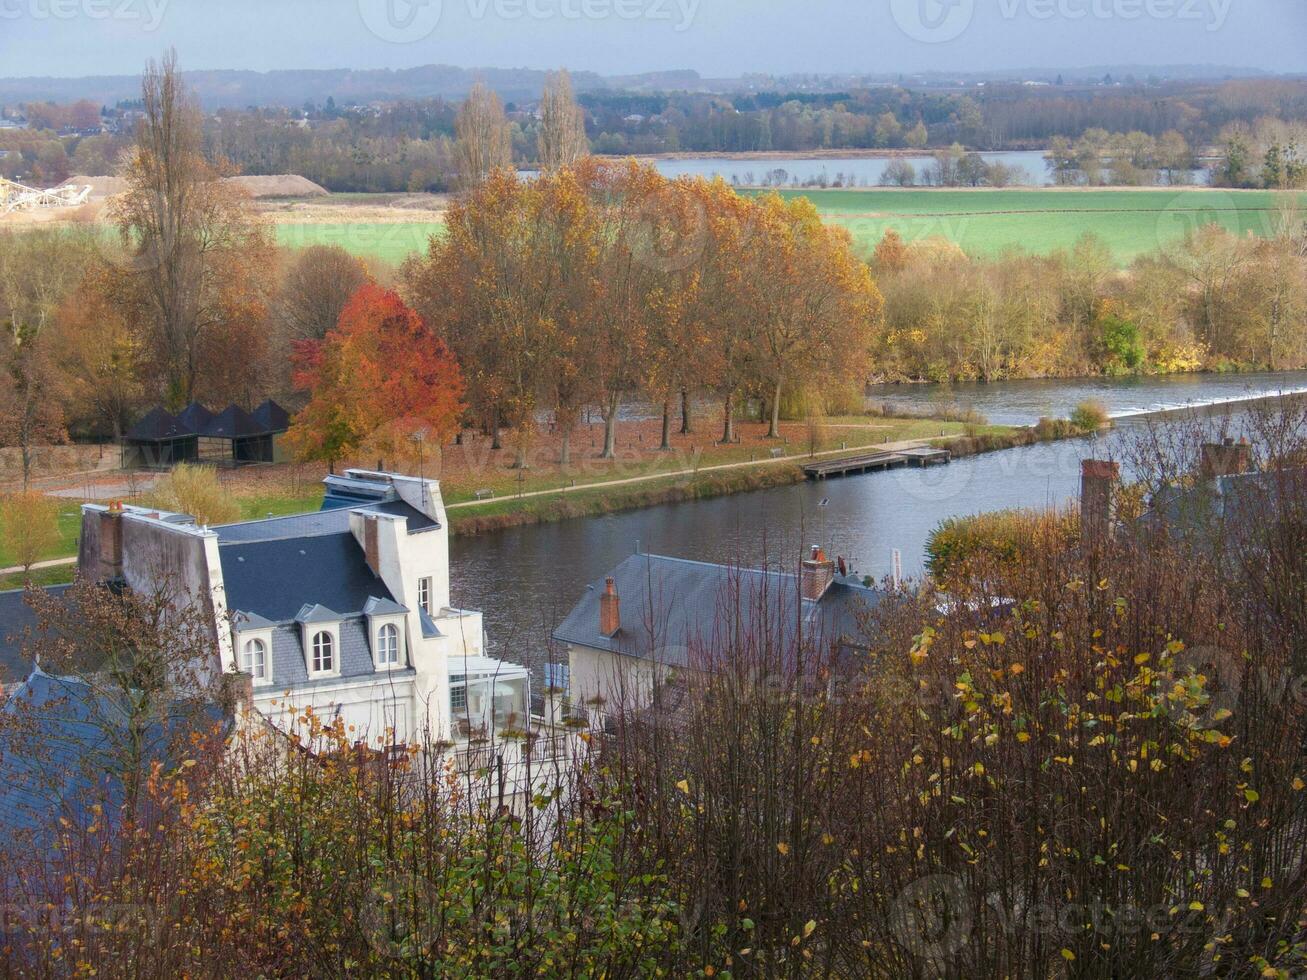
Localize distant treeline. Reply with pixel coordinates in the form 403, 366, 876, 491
3, 77, 1306, 193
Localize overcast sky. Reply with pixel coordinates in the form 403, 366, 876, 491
1, 0, 1304, 79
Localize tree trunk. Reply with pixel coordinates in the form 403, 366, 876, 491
680, 388, 692, 434
601, 392, 619, 459
720, 394, 734, 445
560, 425, 572, 466
660, 398, 672, 451
768, 379, 783, 439
491, 408, 502, 451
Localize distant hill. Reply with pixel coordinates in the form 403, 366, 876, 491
0, 63, 1278, 109
0, 65, 610, 109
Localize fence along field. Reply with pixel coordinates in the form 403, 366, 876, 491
265, 187, 1300, 268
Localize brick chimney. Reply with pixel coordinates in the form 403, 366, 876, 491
362, 515, 380, 576
1080, 459, 1120, 545
599, 577, 621, 636
800, 545, 836, 601
1201, 438, 1253, 481
98, 500, 125, 581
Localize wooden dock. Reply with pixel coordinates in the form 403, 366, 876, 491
803, 445, 951, 480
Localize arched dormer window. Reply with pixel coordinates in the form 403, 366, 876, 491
377, 623, 400, 666
311, 631, 334, 674
241, 638, 267, 680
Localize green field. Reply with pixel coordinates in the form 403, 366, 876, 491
273, 221, 444, 266
765, 188, 1297, 265
270, 189, 1300, 268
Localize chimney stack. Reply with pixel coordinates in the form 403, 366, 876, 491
1080, 459, 1120, 545
362, 515, 381, 576
800, 545, 836, 601
1200, 438, 1253, 481
599, 577, 621, 636
98, 500, 125, 582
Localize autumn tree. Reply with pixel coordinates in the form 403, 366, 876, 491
746, 193, 882, 438
0, 227, 95, 486
146, 463, 240, 527
287, 284, 464, 471
0, 491, 62, 575
404, 171, 556, 461
109, 51, 274, 406
51, 265, 144, 441
455, 82, 513, 189
537, 70, 588, 172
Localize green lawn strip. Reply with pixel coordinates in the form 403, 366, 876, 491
435, 418, 999, 504
0, 563, 76, 592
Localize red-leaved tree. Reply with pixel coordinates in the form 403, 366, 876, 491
286, 284, 465, 471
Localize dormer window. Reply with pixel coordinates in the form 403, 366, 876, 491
418, 577, 433, 616
311, 631, 335, 673
232, 612, 275, 687
241, 638, 268, 680
363, 596, 409, 671
376, 623, 399, 666
295, 604, 342, 678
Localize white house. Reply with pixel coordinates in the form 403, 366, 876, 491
68, 469, 532, 758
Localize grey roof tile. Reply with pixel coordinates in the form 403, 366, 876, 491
552, 554, 884, 669
0, 585, 74, 684
219, 532, 393, 623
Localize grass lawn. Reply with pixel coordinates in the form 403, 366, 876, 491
273, 222, 443, 265
0, 502, 83, 569
0, 563, 75, 592
434, 416, 1012, 507
268, 189, 1299, 268
758, 188, 1299, 265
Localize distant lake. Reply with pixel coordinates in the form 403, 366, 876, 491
635, 151, 1213, 189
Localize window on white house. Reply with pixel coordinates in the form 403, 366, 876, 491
376, 623, 399, 666
418, 577, 433, 615
450, 674, 466, 712
311, 631, 334, 673
241, 638, 267, 680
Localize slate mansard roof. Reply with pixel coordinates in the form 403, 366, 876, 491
552, 553, 886, 669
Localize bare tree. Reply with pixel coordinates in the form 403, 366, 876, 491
110, 50, 270, 406
454, 82, 513, 189
275, 245, 369, 342
536, 69, 589, 172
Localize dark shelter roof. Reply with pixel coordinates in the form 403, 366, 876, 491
251, 399, 291, 433
201, 404, 262, 439
125, 401, 290, 443
175, 401, 215, 432
124, 407, 188, 442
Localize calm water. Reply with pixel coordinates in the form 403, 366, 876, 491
867, 371, 1307, 426
450, 374, 1307, 663
642, 152, 1215, 189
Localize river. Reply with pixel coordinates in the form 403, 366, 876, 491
449, 372, 1307, 666
639, 152, 1215, 189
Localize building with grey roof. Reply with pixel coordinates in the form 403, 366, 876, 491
4, 469, 532, 764
553, 548, 885, 721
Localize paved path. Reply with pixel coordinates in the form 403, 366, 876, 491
0, 555, 77, 577
443, 436, 934, 510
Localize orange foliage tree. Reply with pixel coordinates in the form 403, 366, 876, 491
286, 284, 465, 471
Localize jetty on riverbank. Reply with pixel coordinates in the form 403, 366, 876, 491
803, 446, 951, 480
